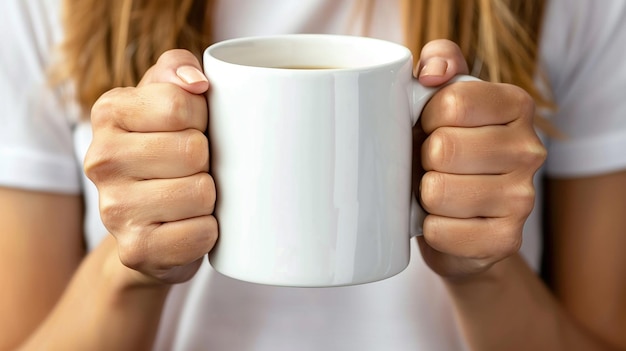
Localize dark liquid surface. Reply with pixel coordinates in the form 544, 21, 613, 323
276, 66, 340, 69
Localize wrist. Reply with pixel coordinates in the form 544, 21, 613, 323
22, 235, 173, 350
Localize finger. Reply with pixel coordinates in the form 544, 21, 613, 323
91, 83, 208, 133
116, 215, 218, 282
421, 124, 543, 175
86, 129, 209, 182
139, 49, 209, 94
149, 215, 218, 268
420, 82, 535, 133
416, 39, 469, 86
415, 235, 496, 278
419, 172, 535, 219
421, 215, 523, 260
99, 173, 216, 233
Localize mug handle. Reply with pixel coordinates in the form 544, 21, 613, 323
409, 74, 481, 237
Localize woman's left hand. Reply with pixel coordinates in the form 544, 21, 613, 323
414, 40, 546, 279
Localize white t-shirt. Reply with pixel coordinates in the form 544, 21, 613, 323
2, 1, 626, 350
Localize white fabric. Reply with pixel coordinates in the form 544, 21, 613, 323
0, 0, 82, 194
539, 0, 626, 177
2, 0, 626, 350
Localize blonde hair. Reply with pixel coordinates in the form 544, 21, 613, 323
400, 0, 555, 132
53, 0, 210, 112
55, 0, 552, 126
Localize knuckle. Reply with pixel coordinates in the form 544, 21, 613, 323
181, 130, 209, 171
111, 223, 153, 271
155, 50, 175, 65
420, 172, 445, 212
195, 173, 217, 213
98, 189, 132, 232
509, 181, 536, 218
424, 129, 454, 170
508, 84, 536, 121
507, 136, 546, 177
437, 87, 465, 126
509, 123, 546, 173
83, 138, 122, 184
206, 215, 219, 249
90, 87, 125, 127
163, 85, 192, 128
157, 49, 190, 65
117, 238, 148, 270
522, 140, 547, 170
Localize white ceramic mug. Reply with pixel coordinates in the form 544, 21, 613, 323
203, 34, 476, 287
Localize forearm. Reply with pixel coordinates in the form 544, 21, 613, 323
18, 236, 170, 351
444, 254, 618, 351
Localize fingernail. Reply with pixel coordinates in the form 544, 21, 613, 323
176, 65, 208, 84
420, 58, 448, 78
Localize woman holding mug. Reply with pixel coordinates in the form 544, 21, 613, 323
1, 0, 625, 350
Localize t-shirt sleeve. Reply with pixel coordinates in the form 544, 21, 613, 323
0, 0, 82, 194
540, 0, 626, 178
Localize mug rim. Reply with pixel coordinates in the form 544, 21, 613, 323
204, 34, 412, 73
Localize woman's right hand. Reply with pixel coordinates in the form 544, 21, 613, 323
84, 49, 218, 285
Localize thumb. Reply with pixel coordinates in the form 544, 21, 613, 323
416, 39, 470, 87
139, 49, 209, 94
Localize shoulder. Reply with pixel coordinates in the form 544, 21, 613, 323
541, 0, 626, 30
3, 0, 64, 58
540, 0, 626, 86
1, 0, 63, 87
540, 0, 626, 177
0, 0, 82, 194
